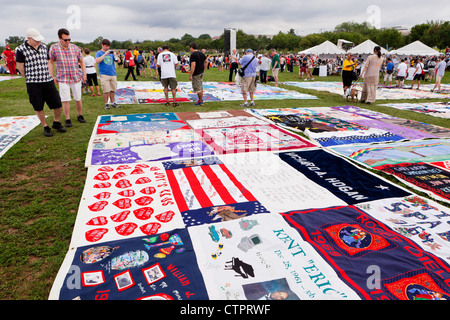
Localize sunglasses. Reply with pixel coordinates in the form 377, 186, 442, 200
61, 38, 71, 42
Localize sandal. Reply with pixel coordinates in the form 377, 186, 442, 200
164, 102, 171, 106
173, 102, 179, 107
90, 94, 96, 97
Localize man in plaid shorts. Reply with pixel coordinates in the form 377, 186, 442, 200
49, 28, 87, 127
16, 28, 66, 137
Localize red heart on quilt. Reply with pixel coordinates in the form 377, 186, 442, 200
140, 222, 161, 235
93, 182, 111, 188
130, 168, 144, 175
112, 172, 127, 179
135, 196, 154, 206
88, 201, 109, 212
155, 210, 175, 223
94, 192, 111, 200
117, 189, 135, 197
98, 166, 114, 172
115, 179, 132, 189
85, 228, 108, 242
117, 165, 132, 170
133, 207, 154, 220
110, 210, 130, 222
135, 164, 149, 168
113, 198, 132, 209
94, 172, 110, 181
135, 177, 151, 184
86, 216, 108, 225
115, 222, 137, 236
140, 187, 156, 195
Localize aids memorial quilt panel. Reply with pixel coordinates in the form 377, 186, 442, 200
277, 149, 411, 204
164, 156, 270, 227
374, 162, 450, 203
93, 113, 184, 135
380, 118, 450, 138
0, 75, 22, 81
355, 195, 450, 263
197, 124, 318, 155
115, 81, 317, 104
282, 81, 450, 99
186, 115, 268, 130
380, 102, 450, 119
86, 113, 214, 166
89, 137, 213, 166
219, 152, 347, 213
281, 206, 450, 300
329, 139, 450, 169
305, 128, 405, 147
71, 162, 185, 248
0, 115, 41, 158
189, 213, 361, 300
50, 228, 209, 300
115, 81, 190, 104
330, 105, 397, 120
247, 106, 440, 147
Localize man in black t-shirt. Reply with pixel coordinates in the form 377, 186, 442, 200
189, 42, 208, 106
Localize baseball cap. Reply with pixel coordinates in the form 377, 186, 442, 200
26, 28, 45, 41
246, 49, 253, 53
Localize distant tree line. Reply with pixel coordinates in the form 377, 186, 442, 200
3, 20, 449, 54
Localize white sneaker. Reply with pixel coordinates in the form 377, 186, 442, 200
240, 102, 249, 107
250, 101, 255, 106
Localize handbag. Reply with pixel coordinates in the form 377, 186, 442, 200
238, 55, 255, 77
128, 59, 135, 67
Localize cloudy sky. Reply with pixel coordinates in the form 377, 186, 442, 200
1, 0, 449, 45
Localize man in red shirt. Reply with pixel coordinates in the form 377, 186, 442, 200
2, 45, 17, 75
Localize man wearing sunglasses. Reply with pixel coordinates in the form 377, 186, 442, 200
49, 28, 87, 127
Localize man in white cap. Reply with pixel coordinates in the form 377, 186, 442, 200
238, 49, 258, 107
16, 28, 66, 137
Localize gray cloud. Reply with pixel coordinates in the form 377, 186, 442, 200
1, 0, 449, 45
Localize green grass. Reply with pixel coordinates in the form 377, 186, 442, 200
0, 65, 449, 300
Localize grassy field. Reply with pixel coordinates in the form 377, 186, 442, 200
0, 64, 449, 300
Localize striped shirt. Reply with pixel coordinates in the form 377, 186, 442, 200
48, 42, 83, 84
15, 41, 53, 83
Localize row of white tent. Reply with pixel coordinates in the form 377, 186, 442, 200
299, 39, 441, 58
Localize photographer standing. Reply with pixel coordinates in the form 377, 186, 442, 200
95, 39, 119, 109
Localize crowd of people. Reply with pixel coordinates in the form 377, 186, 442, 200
2, 27, 449, 137
340, 50, 450, 103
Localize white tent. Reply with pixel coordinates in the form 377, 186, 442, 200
347, 39, 388, 55
299, 40, 346, 56
390, 40, 440, 56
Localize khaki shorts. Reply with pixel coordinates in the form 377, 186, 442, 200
161, 77, 178, 90
241, 76, 256, 93
272, 68, 279, 77
192, 73, 204, 93
435, 75, 443, 83
99, 74, 117, 93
